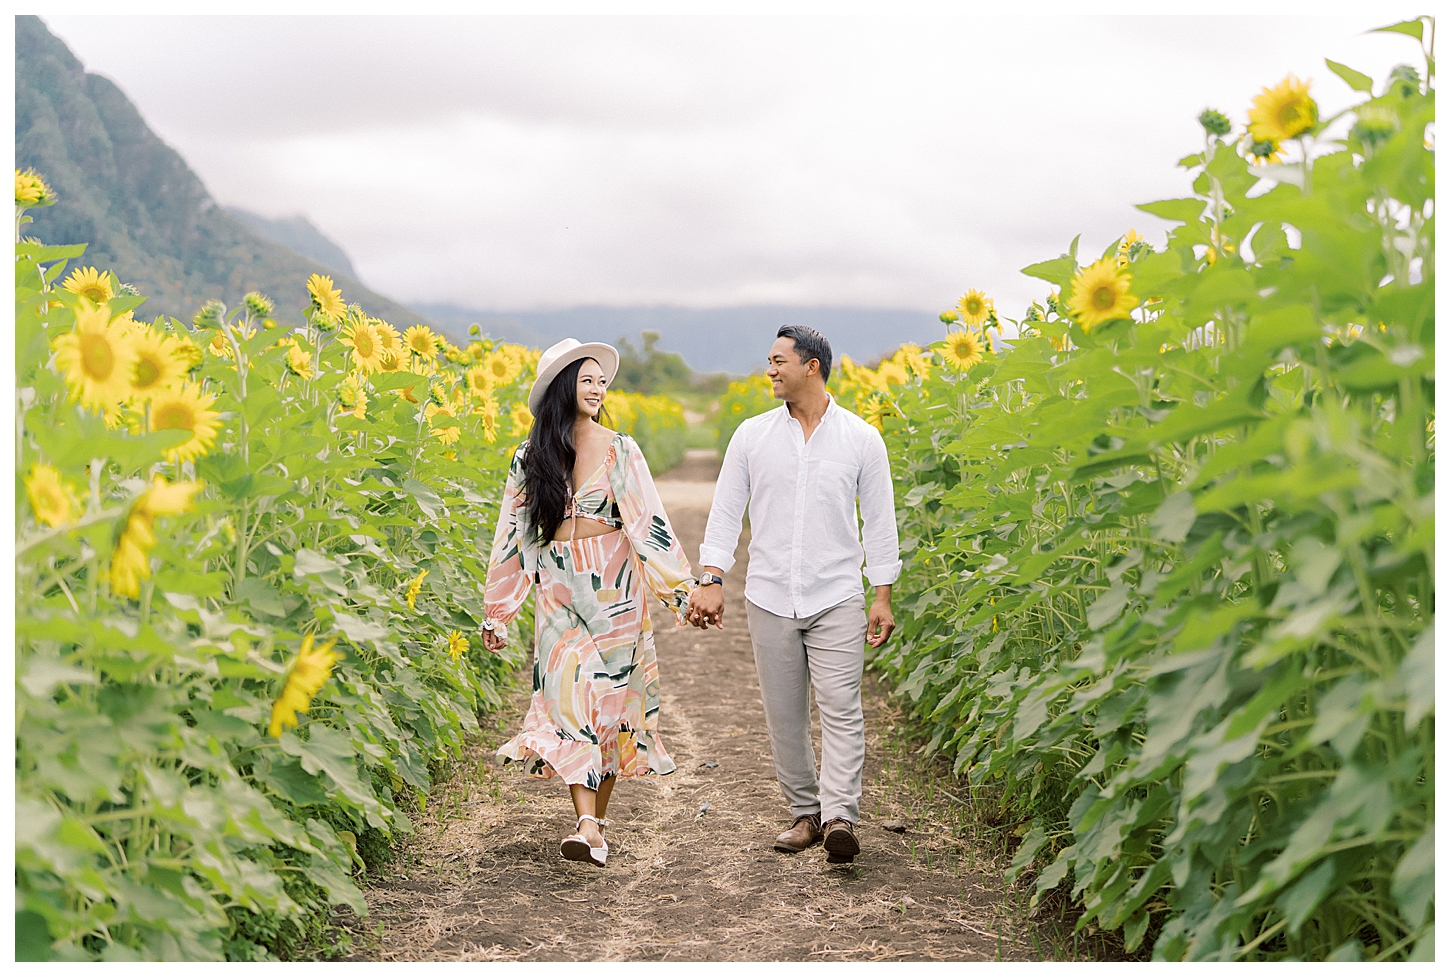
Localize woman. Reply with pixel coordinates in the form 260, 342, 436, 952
480, 338, 696, 867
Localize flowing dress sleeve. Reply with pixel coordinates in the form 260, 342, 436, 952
484, 444, 533, 626
610, 434, 697, 623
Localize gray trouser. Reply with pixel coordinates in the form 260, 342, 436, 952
746, 594, 867, 825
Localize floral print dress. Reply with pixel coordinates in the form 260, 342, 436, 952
484, 432, 695, 788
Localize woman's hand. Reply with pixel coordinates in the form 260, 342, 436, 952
481, 624, 507, 652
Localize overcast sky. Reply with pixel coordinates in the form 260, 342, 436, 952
44, 13, 1419, 317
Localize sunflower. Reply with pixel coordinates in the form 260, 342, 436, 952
859, 393, 894, 432
149, 383, 222, 463
206, 330, 235, 360
128, 327, 190, 402
405, 569, 428, 611
174, 334, 204, 368
940, 330, 985, 372
108, 509, 155, 599
108, 476, 201, 598
426, 401, 461, 446
1245, 137, 1284, 165
1067, 257, 1139, 331
956, 290, 994, 328
340, 317, 386, 374
372, 319, 403, 369
268, 633, 342, 738
474, 396, 500, 444
15, 168, 54, 206
278, 336, 316, 379
62, 267, 115, 305
896, 343, 932, 381
874, 359, 909, 387
1248, 75, 1317, 144
25, 464, 75, 528
404, 324, 440, 362
52, 303, 139, 410
338, 373, 369, 419
1116, 229, 1143, 266
306, 273, 346, 321
466, 364, 495, 398
509, 402, 533, 436
447, 630, 468, 662
102, 402, 131, 431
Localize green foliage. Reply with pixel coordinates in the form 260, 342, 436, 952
613, 330, 694, 394
871, 50, 1433, 960
14, 245, 534, 959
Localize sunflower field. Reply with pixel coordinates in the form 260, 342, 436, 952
716, 31, 1434, 961
12, 169, 686, 960
604, 388, 689, 474
866, 39, 1432, 961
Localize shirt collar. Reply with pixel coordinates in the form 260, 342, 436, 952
781, 393, 836, 426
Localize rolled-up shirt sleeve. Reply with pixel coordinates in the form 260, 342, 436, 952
699, 422, 751, 573
858, 429, 901, 587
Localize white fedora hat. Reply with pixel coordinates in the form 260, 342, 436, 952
528, 338, 620, 415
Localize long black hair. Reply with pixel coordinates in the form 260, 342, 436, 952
521, 357, 609, 543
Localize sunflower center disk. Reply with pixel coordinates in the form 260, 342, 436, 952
135, 358, 160, 387
155, 405, 194, 431
80, 334, 116, 379
1093, 287, 1117, 310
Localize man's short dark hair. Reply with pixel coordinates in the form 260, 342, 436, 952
776, 324, 832, 383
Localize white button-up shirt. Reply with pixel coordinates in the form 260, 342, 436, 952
700, 396, 901, 619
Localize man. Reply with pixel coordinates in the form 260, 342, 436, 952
685, 324, 899, 864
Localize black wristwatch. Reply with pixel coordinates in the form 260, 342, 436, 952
698, 572, 723, 587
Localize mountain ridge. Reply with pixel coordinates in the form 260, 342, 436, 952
15, 15, 430, 328
414, 301, 944, 375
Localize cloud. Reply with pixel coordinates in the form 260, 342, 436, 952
44, 13, 1416, 317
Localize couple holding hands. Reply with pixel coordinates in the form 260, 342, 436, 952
479, 325, 899, 868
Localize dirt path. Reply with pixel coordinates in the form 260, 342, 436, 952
346, 450, 1038, 961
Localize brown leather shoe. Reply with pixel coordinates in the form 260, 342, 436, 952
773, 813, 822, 853
822, 818, 860, 863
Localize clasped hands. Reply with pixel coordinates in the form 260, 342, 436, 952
685, 576, 724, 629
685, 574, 895, 647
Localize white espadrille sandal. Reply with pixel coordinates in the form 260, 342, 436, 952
559, 814, 608, 867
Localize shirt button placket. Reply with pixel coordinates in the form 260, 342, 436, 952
792, 433, 807, 617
